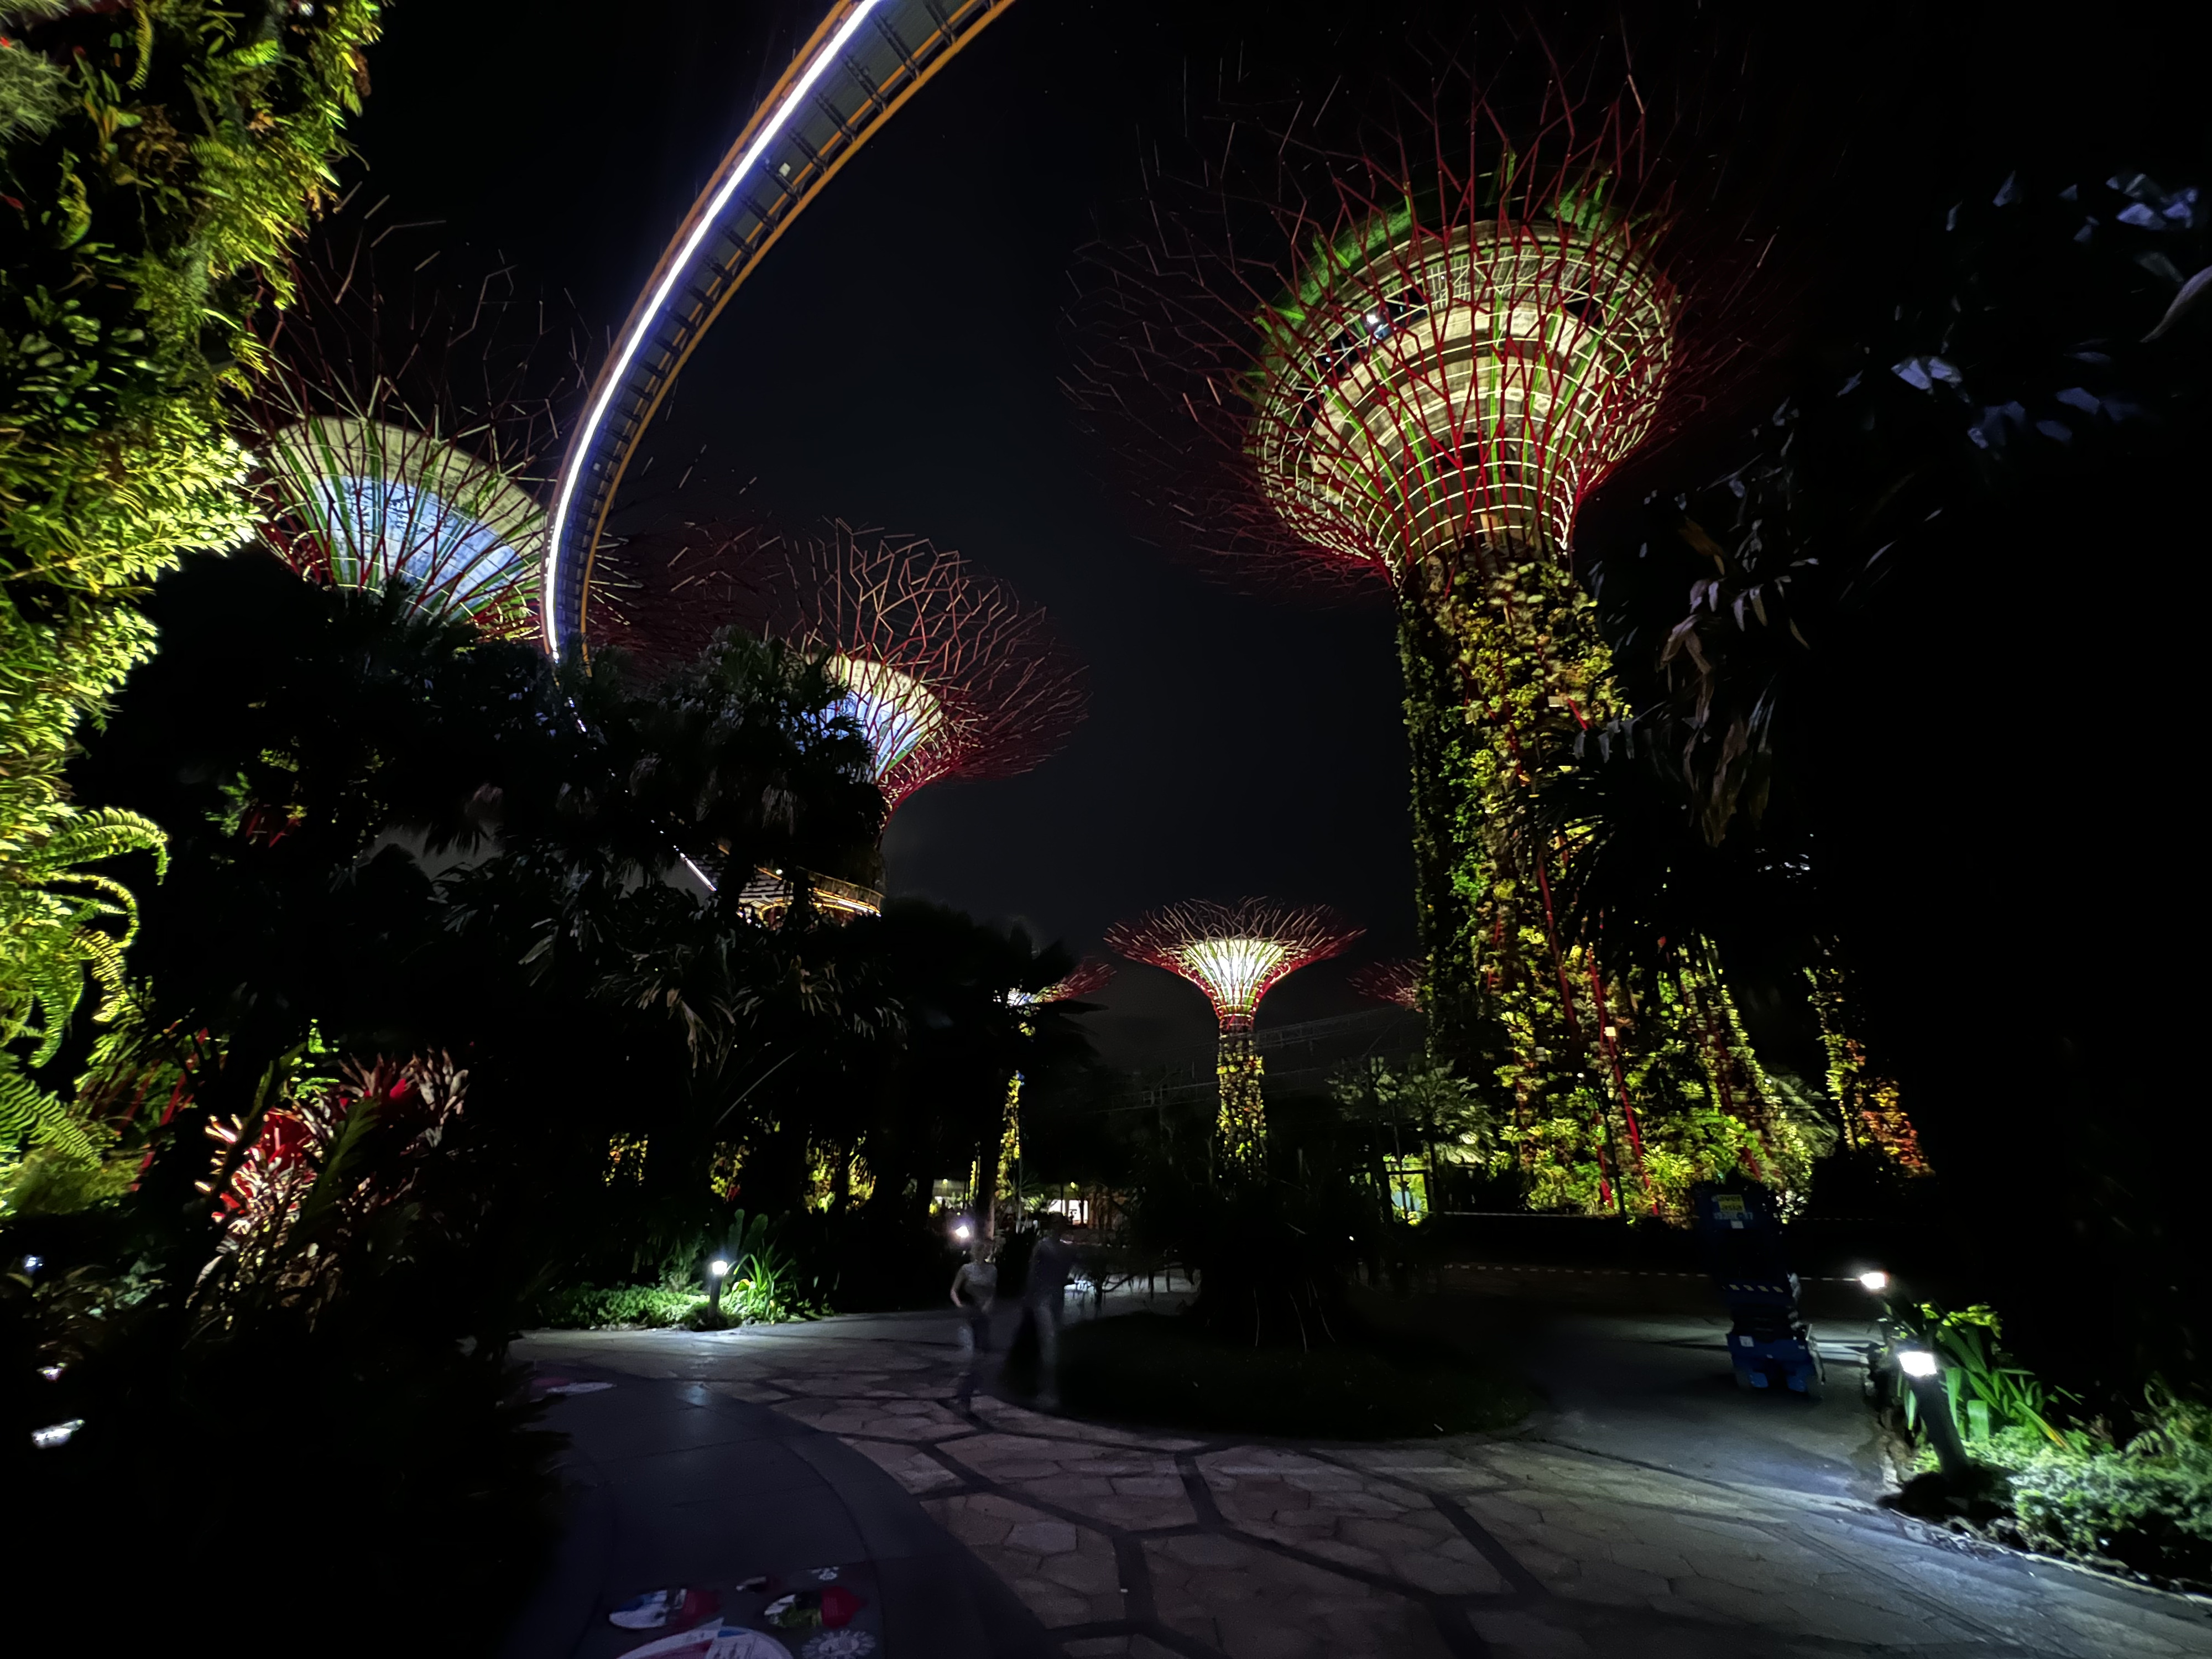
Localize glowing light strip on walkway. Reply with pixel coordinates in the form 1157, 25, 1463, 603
541, 0, 886, 654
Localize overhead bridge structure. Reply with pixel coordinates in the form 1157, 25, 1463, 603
541, 0, 1020, 657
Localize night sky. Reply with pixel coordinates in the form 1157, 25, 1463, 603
343, 1, 2185, 1077
351, 2, 1443, 1066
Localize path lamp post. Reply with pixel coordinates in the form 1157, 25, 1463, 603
707, 1258, 733, 1328
1896, 1348, 1976, 1485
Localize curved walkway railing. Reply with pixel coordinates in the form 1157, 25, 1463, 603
542, 0, 1021, 657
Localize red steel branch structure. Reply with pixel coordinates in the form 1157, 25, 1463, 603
1349, 958, 1423, 1013
1075, 66, 1792, 1211
598, 519, 1086, 916
1108, 900, 1361, 1171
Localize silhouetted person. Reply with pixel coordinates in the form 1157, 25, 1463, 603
950, 1239, 997, 1409
1024, 1214, 1076, 1410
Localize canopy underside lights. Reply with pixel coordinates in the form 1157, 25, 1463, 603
260, 415, 545, 635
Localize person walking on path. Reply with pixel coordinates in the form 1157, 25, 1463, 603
1023, 1214, 1076, 1411
950, 1238, 998, 1409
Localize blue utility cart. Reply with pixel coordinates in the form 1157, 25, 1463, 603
1692, 1182, 1824, 1399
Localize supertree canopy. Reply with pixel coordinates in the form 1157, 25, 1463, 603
256, 416, 546, 635
597, 520, 1087, 815
1107, 900, 1361, 1170
1074, 61, 1806, 1214
240, 223, 566, 640
1010, 957, 1116, 1010
1247, 193, 1674, 576
1349, 958, 1423, 1013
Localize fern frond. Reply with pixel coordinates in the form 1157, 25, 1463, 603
12, 807, 168, 882
0, 1055, 99, 1166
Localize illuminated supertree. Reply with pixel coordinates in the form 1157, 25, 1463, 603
240, 225, 567, 639
1349, 958, 1423, 1013
598, 519, 1087, 815
1107, 900, 1361, 1171
986, 957, 1115, 1231
1073, 59, 1798, 1213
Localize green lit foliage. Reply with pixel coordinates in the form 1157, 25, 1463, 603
1399, 544, 1623, 1064
530, 1282, 705, 1329
0, 806, 161, 1159
1329, 1053, 1502, 1176
2004, 1394, 2212, 1585
1807, 952, 1929, 1173
1885, 1304, 2212, 1584
1396, 534, 1802, 1217
1, 0, 378, 1180
1890, 1301, 2080, 1452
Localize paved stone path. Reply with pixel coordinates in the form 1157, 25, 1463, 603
520, 1304, 2212, 1659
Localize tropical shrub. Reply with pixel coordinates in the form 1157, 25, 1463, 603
533, 1283, 708, 1330
1888, 1302, 2212, 1584
11, 1043, 559, 1650
2004, 1432, 2212, 1584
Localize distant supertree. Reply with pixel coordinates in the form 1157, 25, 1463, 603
598, 520, 1087, 814
991, 957, 1117, 1229
1349, 958, 1423, 1013
1073, 55, 1796, 1214
1108, 900, 1361, 1170
239, 218, 571, 639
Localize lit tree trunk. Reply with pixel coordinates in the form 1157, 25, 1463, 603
1215, 1016, 1267, 1173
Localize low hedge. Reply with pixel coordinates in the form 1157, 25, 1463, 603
532, 1284, 707, 1330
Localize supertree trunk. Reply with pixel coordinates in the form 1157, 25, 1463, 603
1070, 56, 1799, 1214
1215, 1016, 1268, 1172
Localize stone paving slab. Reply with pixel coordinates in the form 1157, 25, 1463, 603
520, 1310, 2212, 1659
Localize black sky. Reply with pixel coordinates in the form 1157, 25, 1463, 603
342, 0, 2188, 1073
348, 2, 1448, 1065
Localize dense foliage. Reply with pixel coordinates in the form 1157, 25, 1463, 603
2, 0, 378, 1156
0, 546, 1089, 1640
1885, 1304, 2212, 1587
1552, 158, 2212, 1397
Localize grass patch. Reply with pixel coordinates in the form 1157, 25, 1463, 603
1032, 1312, 1536, 1439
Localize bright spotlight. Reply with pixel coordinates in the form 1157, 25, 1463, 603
952, 1222, 973, 1241
1896, 1348, 1939, 1379
1858, 1270, 1890, 1293
709, 1259, 732, 1279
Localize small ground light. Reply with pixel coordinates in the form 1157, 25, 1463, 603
709, 1259, 732, 1278
1859, 1270, 1891, 1293
1896, 1348, 1939, 1378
